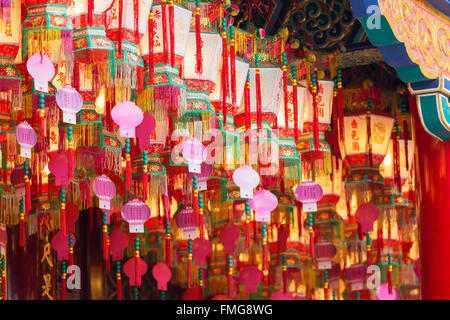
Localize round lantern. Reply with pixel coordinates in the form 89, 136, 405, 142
248, 189, 278, 222
26, 53, 56, 93
56, 86, 83, 124
355, 203, 379, 234
93, 175, 116, 211
15, 121, 37, 159
232, 165, 260, 199
315, 242, 337, 270
10, 165, 26, 197
175, 207, 198, 240
295, 181, 323, 212
181, 138, 207, 173
111, 101, 144, 138
344, 263, 367, 291
121, 199, 151, 233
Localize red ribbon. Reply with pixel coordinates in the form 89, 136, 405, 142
161, 0, 168, 65
168, 0, 175, 67
221, 31, 229, 127
61, 207, 66, 237
126, 158, 132, 191
117, 276, 122, 300
148, 12, 154, 85
118, 0, 123, 57
367, 111, 373, 167
195, 5, 203, 74
19, 218, 25, 247
230, 40, 236, 105
293, 81, 299, 143
255, 67, 262, 130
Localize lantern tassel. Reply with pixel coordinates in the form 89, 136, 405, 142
117, 276, 122, 300
143, 171, 148, 201
61, 277, 66, 300
161, 0, 168, 65
135, 257, 141, 287
68, 148, 74, 181
312, 72, 319, 150
148, 11, 154, 85
367, 100, 373, 167
195, 3, 203, 74
293, 67, 299, 143
282, 52, 289, 129
169, 0, 175, 67
25, 181, 31, 217
19, 218, 25, 247
230, 27, 236, 105
118, 0, 123, 57
126, 158, 132, 191
61, 208, 66, 237
337, 70, 344, 144
255, 54, 262, 130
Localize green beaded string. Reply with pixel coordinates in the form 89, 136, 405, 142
333, 290, 337, 300
160, 290, 166, 300
356, 291, 360, 300
61, 260, 67, 274
133, 287, 139, 300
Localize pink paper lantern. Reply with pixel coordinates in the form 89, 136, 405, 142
248, 189, 278, 222
345, 263, 367, 291
111, 101, 144, 138
295, 181, 323, 212
239, 265, 263, 294
123, 257, 148, 287
355, 203, 380, 233
192, 238, 212, 266
174, 207, 198, 240
26, 53, 55, 93
152, 262, 172, 291
376, 283, 400, 300
51, 231, 76, 261
186, 163, 213, 191
135, 112, 156, 149
181, 138, 207, 173
219, 222, 240, 255
315, 242, 337, 270
93, 175, 116, 211
15, 121, 37, 159
56, 86, 83, 124
48, 151, 74, 186
232, 165, 260, 199
110, 229, 129, 261
121, 199, 151, 233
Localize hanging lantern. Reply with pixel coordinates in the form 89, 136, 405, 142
295, 181, 323, 212
232, 165, 260, 199
121, 199, 151, 233
105, 0, 153, 92
297, 80, 334, 180
315, 242, 337, 270
175, 206, 198, 240
248, 189, 278, 222
138, 2, 192, 116
345, 263, 366, 291
340, 110, 394, 215
23, 0, 73, 71
56, 86, 83, 124
178, 22, 222, 143
26, 53, 56, 93
111, 101, 144, 138
181, 138, 206, 173
15, 121, 37, 159
68, 0, 115, 91
92, 175, 116, 210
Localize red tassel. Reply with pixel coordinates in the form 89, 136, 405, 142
377, 228, 383, 263
221, 28, 229, 126
1, 275, 5, 300
143, 171, 148, 201
134, 0, 139, 41
69, 247, 74, 267
309, 230, 315, 258
367, 108, 373, 167
338, 74, 344, 144
161, 0, 168, 65
168, 0, 175, 67
283, 62, 289, 129
293, 77, 299, 143
61, 277, 66, 300
388, 267, 393, 294
148, 11, 154, 85
230, 31, 236, 105
188, 258, 193, 288
126, 159, 132, 191
193, 192, 199, 226
195, 4, 203, 74
245, 218, 250, 249
103, 228, 108, 260
87, 0, 93, 26
255, 64, 262, 131
312, 75, 319, 150
61, 208, 66, 237
324, 286, 329, 300
117, 276, 122, 300
403, 119, 409, 171
135, 257, 141, 287
25, 181, 31, 217
332, 82, 339, 157
282, 268, 288, 293
118, 0, 123, 57
19, 218, 25, 247
393, 123, 402, 193
40, 115, 45, 149
165, 236, 171, 266
199, 213, 204, 240
68, 148, 74, 181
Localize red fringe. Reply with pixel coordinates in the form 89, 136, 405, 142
154, 85, 180, 110
221, 34, 229, 125
188, 258, 193, 288
169, 1, 175, 67
403, 119, 409, 171
19, 219, 25, 247
367, 112, 373, 167
388, 269, 393, 294
117, 277, 122, 300
61, 208, 66, 237
118, 0, 123, 57
312, 80, 319, 150
143, 171, 148, 201
393, 131, 401, 193
103, 230, 108, 260
283, 66, 289, 129
245, 219, 250, 249
255, 69, 262, 130
161, 0, 168, 65
126, 159, 132, 191
332, 87, 339, 158
148, 13, 154, 86
68, 148, 74, 181
195, 8, 203, 74
135, 257, 141, 286
293, 83, 299, 143
40, 116, 45, 149
309, 231, 315, 258
193, 193, 199, 226
25, 181, 31, 217
166, 237, 171, 266
230, 43, 236, 105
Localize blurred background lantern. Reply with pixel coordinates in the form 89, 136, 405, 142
121, 199, 151, 233
56, 85, 83, 124
297, 79, 334, 180
15, 121, 37, 158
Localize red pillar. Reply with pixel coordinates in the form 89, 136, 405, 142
411, 94, 450, 300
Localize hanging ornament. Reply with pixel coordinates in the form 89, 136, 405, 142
240, 265, 263, 294
56, 86, 83, 124
93, 175, 116, 211
111, 101, 144, 138
15, 121, 37, 159
25, 53, 56, 93
315, 242, 337, 270
295, 181, 323, 212
232, 165, 260, 199
181, 138, 206, 173
175, 206, 198, 240
248, 189, 278, 222
345, 263, 367, 291
121, 199, 151, 233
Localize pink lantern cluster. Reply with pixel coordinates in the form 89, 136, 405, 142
15, 121, 37, 159
121, 199, 151, 233
93, 175, 116, 211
